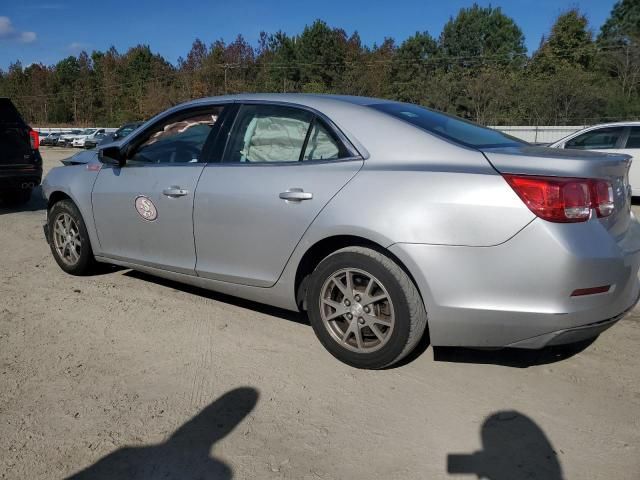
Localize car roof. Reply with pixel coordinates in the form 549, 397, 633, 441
177, 93, 394, 112
577, 121, 640, 129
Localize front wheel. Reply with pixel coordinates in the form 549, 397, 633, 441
306, 246, 428, 369
48, 199, 96, 275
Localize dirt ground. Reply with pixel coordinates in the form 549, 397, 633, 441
0, 147, 639, 479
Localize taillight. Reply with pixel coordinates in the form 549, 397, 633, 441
29, 130, 39, 150
592, 180, 614, 217
504, 175, 614, 223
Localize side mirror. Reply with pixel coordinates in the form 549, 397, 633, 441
99, 146, 125, 167
113, 133, 120, 139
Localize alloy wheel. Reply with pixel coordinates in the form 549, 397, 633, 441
52, 213, 82, 266
319, 268, 395, 353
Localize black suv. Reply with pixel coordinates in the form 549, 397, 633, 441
0, 98, 42, 205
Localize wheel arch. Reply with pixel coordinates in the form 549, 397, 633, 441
47, 190, 73, 210
294, 235, 423, 312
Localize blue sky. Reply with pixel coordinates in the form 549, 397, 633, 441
0, 0, 617, 69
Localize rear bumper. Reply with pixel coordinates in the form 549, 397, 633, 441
389, 216, 640, 348
0, 166, 43, 190
506, 294, 638, 348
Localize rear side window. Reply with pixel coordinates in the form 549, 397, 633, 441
626, 127, 640, 149
368, 102, 522, 149
224, 104, 348, 163
565, 127, 624, 150
303, 121, 341, 161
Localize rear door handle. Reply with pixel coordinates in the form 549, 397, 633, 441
163, 186, 189, 197
279, 188, 313, 202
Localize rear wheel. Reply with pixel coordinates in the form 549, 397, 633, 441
48, 199, 96, 275
306, 246, 427, 369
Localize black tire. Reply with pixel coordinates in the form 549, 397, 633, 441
306, 246, 428, 369
1, 189, 32, 206
48, 199, 97, 275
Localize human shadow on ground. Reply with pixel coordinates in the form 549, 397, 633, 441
447, 410, 564, 479
66, 387, 259, 479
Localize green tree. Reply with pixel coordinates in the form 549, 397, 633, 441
599, 0, 640, 44
388, 32, 438, 103
532, 9, 595, 74
297, 20, 347, 91
598, 0, 640, 100
440, 3, 526, 67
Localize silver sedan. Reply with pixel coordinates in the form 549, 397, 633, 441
42, 94, 640, 369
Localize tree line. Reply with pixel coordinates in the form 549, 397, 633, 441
1, 0, 639, 127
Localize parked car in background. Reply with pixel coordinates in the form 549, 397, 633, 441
38, 132, 51, 145
42, 94, 640, 369
40, 132, 62, 146
0, 97, 42, 205
57, 129, 82, 147
98, 121, 144, 145
84, 132, 107, 149
72, 128, 106, 148
550, 122, 640, 197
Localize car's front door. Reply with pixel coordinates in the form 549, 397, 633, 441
92, 105, 225, 274
193, 103, 364, 287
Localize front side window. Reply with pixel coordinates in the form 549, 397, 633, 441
128, 107, 223, 164
565, 127, 624, 150
625, 127, 640, 149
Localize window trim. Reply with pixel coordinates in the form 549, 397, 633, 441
218, 101, 359, 166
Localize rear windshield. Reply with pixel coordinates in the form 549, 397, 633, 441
369, 102, 523, 149
0, 98, 26, 125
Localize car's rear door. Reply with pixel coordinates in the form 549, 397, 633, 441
193, 102, 363, 287
92, 104, 226, 274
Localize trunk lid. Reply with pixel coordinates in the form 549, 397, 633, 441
0, 97, 35, 167
482, 145, 633, 238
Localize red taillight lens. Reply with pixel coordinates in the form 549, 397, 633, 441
504, 175, 614, 223
29, 130, 39, 150
592, 180, 614, 218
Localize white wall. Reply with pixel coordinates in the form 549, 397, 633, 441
34, 127, 118, 134
490, 126, 585, 144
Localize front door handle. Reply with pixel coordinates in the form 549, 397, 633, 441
163, 186, 189, 197
279, 188, 313, 202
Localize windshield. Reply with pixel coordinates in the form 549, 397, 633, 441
82, 128, 96, 135
369, 102, 523, 149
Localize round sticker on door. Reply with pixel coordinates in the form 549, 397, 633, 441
134, 195, 158, 221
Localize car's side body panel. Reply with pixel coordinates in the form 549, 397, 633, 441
92, 163, 205, 275
194, 159, 364, 287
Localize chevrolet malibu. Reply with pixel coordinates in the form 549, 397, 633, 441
42, 94, 640, 369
